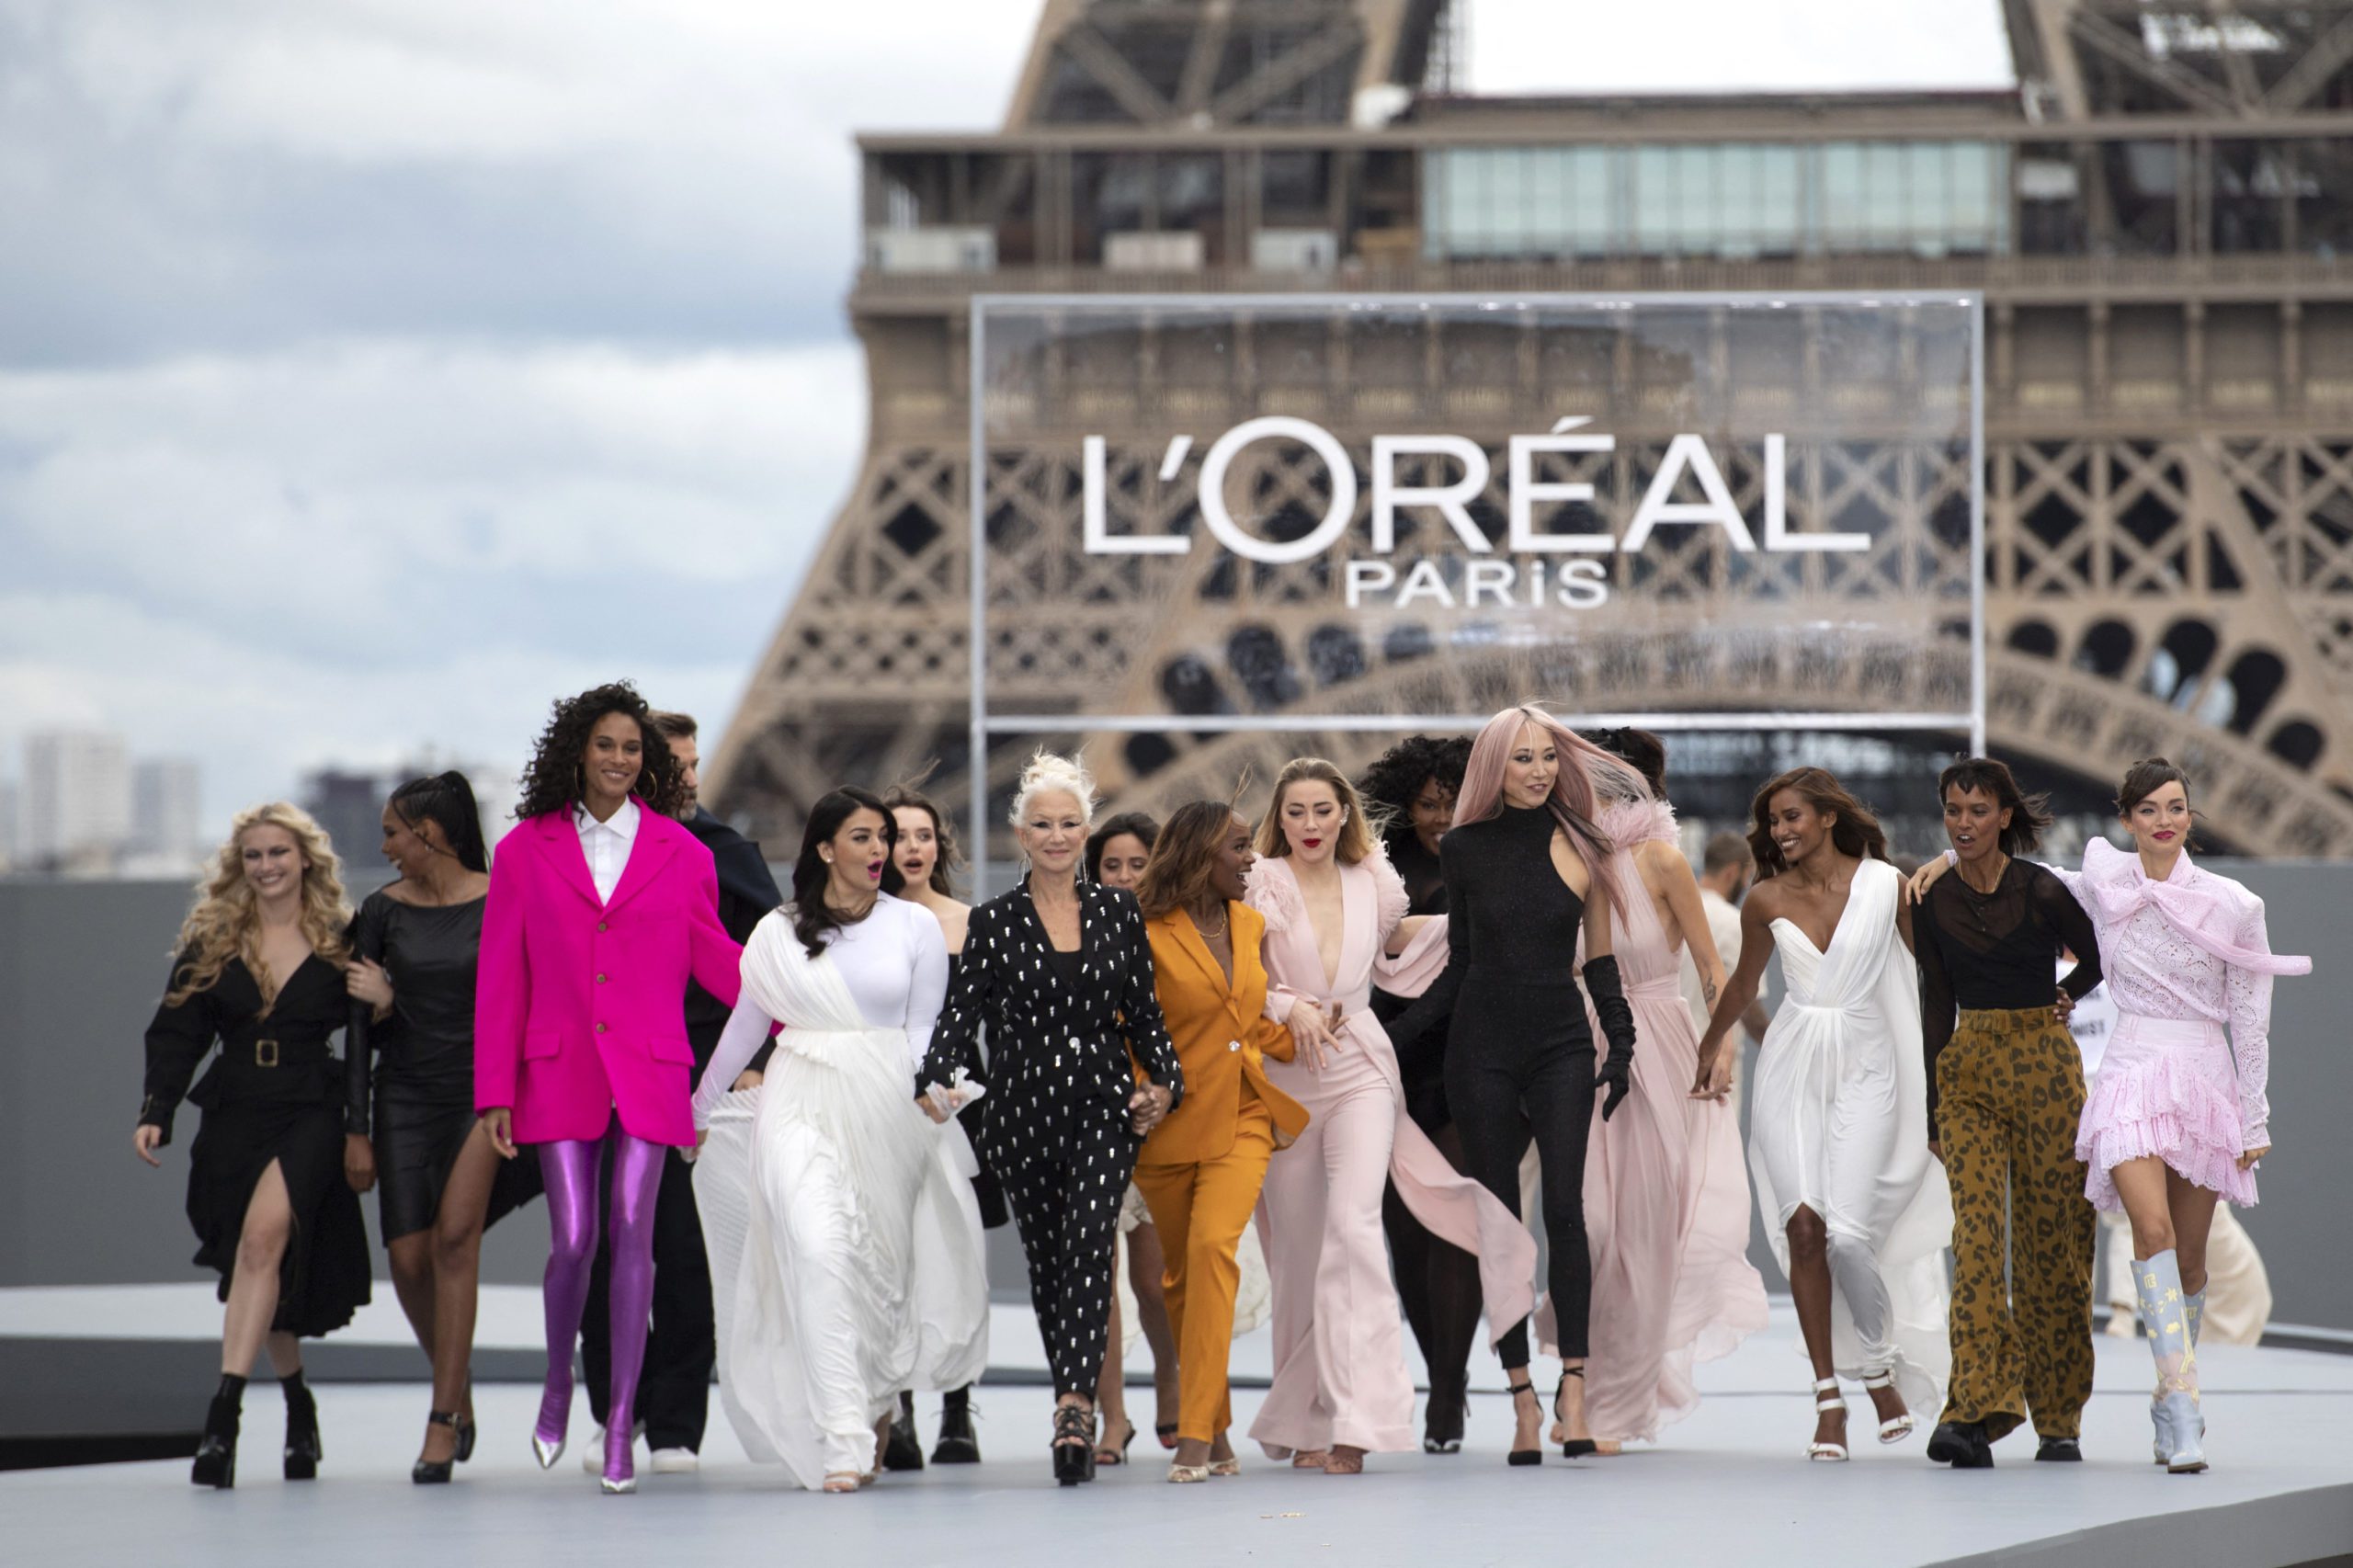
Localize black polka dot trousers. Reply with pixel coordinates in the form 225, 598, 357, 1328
998, 1100, 1143, 1400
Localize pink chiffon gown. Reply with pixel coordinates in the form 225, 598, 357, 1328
1568, 800, 1769, 1444
1245, 850, 1539, 1457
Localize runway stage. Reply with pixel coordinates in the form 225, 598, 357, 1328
4, 1295, 2348, 1568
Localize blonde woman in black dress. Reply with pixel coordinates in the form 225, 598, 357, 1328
135, 802, 372, 1489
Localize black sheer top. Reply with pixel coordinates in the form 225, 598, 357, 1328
1915, 856, 2103, 1131
346, 891, 485, 1133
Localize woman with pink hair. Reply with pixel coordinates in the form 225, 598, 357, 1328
1384, 704, 1646, 1463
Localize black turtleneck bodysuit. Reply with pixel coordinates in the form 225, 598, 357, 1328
1387, 801, 1605, 1365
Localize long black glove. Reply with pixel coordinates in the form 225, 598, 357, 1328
1583, 955, 1638, 1122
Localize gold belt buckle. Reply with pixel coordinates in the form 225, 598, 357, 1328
255, 1038, 280, 1068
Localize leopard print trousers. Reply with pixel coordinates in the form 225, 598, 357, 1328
1936, 1006, 2097, 1443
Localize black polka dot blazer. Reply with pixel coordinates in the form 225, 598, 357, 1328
920, 878, 1185, 1176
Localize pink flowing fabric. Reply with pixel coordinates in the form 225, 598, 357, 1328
1545, 800, 1768, 1444
1245, 852, 1539, 1456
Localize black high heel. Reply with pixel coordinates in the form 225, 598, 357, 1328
281, 1370, 322, 1482
1051, 1402, 1097, 1486
413, 1413, 457, 1485
190, 1376, 243, 1490
1506, 1381, 1541, 1467
1424, 1376, 1467, 1455
454, 1373, 476, 1463
1554, 1367, 1597, 1460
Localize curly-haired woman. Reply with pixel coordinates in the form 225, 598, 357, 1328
135, 802, 373, 1489
1355, 733, 1483, 1452
474, 681, 746, 1494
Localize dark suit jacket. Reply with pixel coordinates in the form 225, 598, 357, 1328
680, 806, 784, 1085
921, 878, 1183, 1176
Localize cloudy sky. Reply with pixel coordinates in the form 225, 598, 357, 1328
0, 0, 2012, 835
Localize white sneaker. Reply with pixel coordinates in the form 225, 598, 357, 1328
649, 1448, 699, 1474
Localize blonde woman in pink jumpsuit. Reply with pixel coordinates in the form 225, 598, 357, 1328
1245, 758, 1538, 1473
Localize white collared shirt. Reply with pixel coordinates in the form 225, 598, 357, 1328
574, 796, 641, 903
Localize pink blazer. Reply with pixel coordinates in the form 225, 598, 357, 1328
474, 805, 745, 1147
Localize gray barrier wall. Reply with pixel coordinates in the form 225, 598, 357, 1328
1, 864, 2341, 1326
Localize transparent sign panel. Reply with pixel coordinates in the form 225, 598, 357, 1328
972, 293, 1983, 744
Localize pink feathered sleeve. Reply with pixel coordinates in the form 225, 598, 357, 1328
474, 830, 529, 1115
1366, 844, 1411, 945
1244, 856, 1305, 1023
1597, 796, 1678, 850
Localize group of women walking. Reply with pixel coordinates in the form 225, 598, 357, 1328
135, 684, 2302, 1494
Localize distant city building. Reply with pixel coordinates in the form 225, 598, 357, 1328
24, 731, 131, 873
301, 767, 390, 878
129, 758, 203, 867
0, 778, 17, 871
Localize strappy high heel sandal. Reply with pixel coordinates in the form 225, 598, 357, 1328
1094, 1414, 1136, 1468
1051, 1402, 1096, 1486
1806, 1377, 1850, 1462
1861, 1370, 1915, 1445
1506, 1381, 1541, 1466
1554, 1367, 1597, 1460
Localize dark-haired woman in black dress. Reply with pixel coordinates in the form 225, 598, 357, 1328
344, 772, 541, 1483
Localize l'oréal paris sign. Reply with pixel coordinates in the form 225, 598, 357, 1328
1081, 415, 1868, 612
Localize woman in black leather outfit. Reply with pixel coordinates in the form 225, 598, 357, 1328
1385, 706, 1646, 1464
344, 772, 541, 1483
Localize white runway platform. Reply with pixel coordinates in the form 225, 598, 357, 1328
5, 1290, 2350, 1568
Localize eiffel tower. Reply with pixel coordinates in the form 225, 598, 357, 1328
709, 0, 2353, 861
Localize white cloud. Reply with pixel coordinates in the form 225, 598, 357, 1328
0, 337, 862, 820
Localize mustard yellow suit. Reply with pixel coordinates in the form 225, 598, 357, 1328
1135, 902, 1311, 1444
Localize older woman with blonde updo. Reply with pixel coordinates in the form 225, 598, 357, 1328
134, 802, 374, 1490
919, 751, 1185, 1485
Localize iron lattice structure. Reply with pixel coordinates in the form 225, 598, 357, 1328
711, 0, 2353, 860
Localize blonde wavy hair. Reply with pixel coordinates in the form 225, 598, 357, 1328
1253, 756, 1379, 865
165, 802, 353, 1012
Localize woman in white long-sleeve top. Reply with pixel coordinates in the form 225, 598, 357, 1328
692, 787, 988, 1493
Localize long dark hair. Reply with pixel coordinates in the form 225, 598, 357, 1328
388, 771, 488, 874
1936, 756, 2052, 856
789, 787, 904, 957
1582, 727, 1668, 801
1134, 800, 1238, 921
1085, 811, 1161, 882
879, 779, 963, 898
514, 681, 688, 822
1748, 767, 1892, 878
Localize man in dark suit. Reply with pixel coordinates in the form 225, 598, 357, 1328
581, 710, 782, 1473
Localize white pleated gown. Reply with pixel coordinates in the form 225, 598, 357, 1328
692, 898, 990, 1489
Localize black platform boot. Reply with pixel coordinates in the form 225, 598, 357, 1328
932, 1385, 982, 1464
191, 1374, 244, 1490
281, 1369, 322, 1481
881, 1389, 925, 1471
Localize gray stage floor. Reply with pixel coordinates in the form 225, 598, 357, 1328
6, 1309, 2350, 1568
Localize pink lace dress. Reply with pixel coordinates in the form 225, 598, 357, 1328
2052, 842, 2308, 1210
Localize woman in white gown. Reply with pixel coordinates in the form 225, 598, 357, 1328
692, 788, 989, 1492
1695, 767, 1951, 1461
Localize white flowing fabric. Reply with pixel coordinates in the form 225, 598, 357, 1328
1747, 859, 1953, 1417
693, 903, 989, 1489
